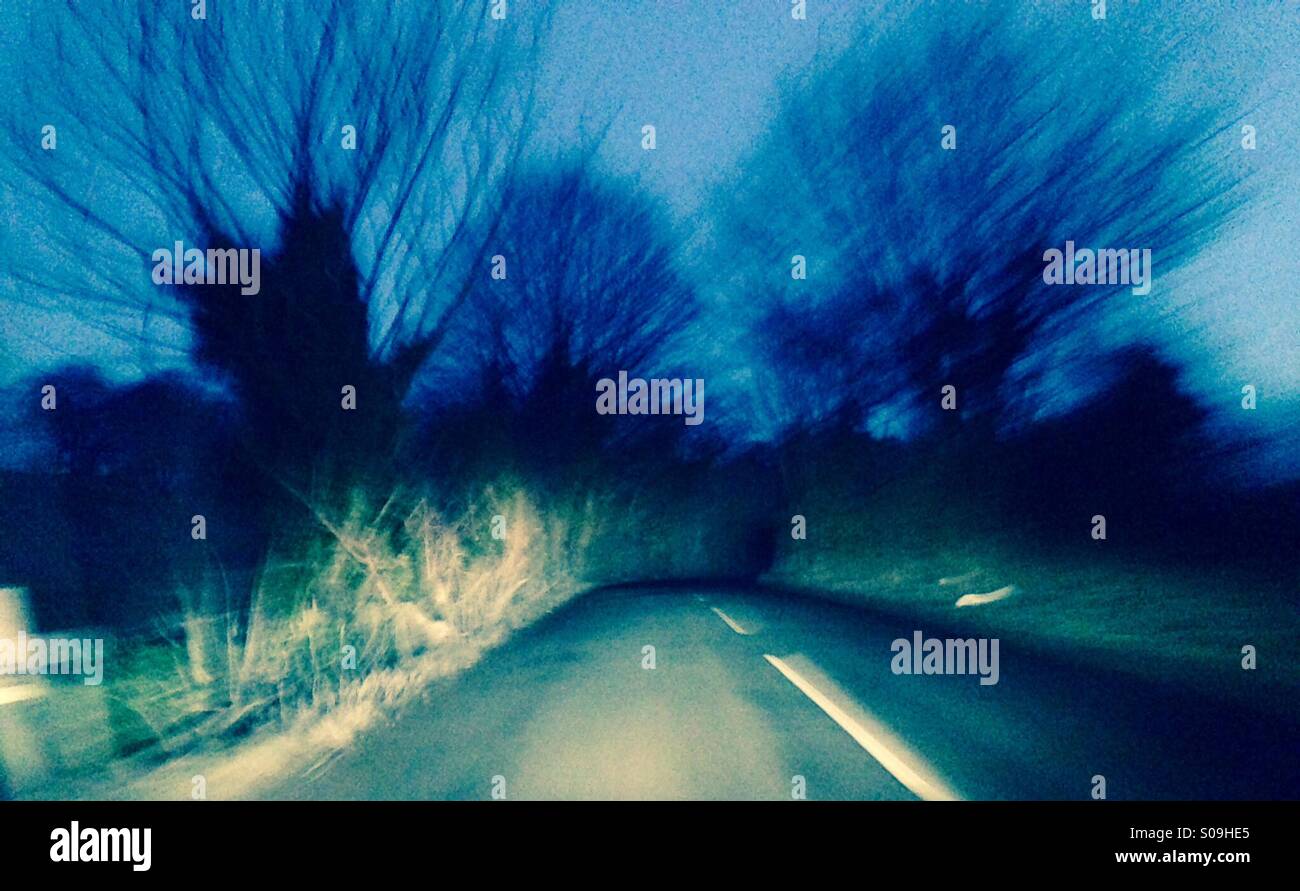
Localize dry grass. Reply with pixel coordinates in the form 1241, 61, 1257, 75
107, 481, 585, 764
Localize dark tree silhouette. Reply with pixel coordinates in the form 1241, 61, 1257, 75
0, 366, 244, 628
721, 6, 1246, 438
416, 162, 701, 476
1, 0, 543, 518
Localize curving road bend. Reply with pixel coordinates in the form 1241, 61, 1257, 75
258, 586, 1298, 801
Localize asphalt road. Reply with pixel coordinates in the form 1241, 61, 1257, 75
259, 586, 1299, 800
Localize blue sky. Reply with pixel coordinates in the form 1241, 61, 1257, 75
1, 0, 1298, 474
529, 0, 1300, 473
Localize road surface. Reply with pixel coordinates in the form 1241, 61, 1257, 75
259, 585, 1298, 800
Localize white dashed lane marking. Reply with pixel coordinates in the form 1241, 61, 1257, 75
710, 606, 751, 635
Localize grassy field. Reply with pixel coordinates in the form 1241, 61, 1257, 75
763, 487, 1299, 716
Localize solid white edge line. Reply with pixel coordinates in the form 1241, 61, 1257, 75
710, 606, 751, 635
762, 653, 960, 801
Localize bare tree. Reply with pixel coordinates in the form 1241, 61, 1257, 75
720, 5, 1246, 438
1, 0, 543, 504
418, 161, 700, 470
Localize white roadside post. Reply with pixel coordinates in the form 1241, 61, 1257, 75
0, 587, 51, 794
